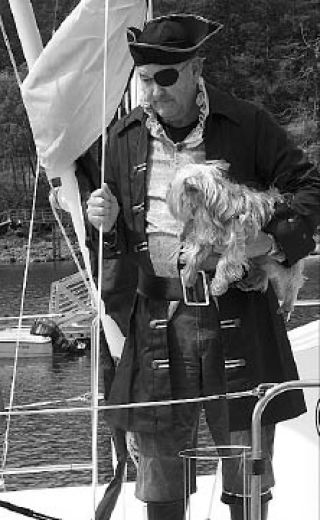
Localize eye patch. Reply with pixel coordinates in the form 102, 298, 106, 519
153, 68, 180, 87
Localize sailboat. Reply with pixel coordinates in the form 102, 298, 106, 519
0, 327, 52, 358
0, 1, 319, 519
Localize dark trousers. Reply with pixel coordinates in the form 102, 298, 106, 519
147, 500, 185, 520
135, 300, 229, 504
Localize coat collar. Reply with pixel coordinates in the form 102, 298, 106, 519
115, 82, 241, 134
205, 84, 241, 125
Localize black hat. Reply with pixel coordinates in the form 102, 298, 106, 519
127, 14, 223, 66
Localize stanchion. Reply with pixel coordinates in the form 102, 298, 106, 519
251, 380, 320, 520
180, 445, 251, 520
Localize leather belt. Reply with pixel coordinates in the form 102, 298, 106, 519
137, 270, 242, 328
137, 269, 213, 306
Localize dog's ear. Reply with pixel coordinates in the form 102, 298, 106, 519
206, 159, 230, 177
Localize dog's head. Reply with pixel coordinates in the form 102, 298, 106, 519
166, 160, 231, 223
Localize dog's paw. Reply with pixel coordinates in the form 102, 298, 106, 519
235, 265, 268, 292
181, 266, 197, 287
209, 277, 229, 296
278, 300, 295, 322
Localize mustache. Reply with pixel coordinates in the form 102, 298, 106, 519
151, 95, 173, 103
153, 99, 172, 104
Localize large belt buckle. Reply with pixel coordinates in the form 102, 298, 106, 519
180, 270, 210, 306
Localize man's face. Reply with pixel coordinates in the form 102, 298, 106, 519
137, 59, 201, 126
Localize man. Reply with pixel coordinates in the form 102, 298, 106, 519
86, 14, 320, 520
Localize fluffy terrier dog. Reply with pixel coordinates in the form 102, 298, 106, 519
166, 160, 304, 319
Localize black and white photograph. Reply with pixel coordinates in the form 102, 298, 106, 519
0, 1, 319, 519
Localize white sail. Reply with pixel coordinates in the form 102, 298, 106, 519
12, 0, 146, 356
21, 0, 146, 172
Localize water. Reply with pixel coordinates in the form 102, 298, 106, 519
0, 262, 114, 491
0, 258, 319, 491
0, 262, 77, 318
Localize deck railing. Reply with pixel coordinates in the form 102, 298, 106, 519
250, 380, 320, 520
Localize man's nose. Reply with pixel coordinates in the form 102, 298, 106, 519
152, 82, 166, 97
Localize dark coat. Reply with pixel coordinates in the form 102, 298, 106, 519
86, 84, 320, 431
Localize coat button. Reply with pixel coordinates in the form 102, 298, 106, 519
149, 319, 168, 329
152, 359, 170, 369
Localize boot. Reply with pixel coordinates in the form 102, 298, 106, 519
147, 499, 185, 520
229, 501, 268, 520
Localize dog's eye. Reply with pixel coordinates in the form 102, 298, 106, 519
185, 185, 199, 195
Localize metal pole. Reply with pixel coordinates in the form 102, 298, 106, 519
251, 380, 320, 520
147, 0, 153, 19
91, 316, 100, 518
7, 0, 43, 68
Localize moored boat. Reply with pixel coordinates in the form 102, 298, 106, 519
0, 328, 52, 358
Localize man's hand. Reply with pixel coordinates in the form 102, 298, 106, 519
86, 183, 119, 232
245, 231, 274, 258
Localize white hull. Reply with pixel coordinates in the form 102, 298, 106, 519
0, 329, 52, 358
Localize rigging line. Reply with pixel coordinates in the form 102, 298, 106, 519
0, 499, 62, 520
146, 0, 153, 19
51, 0, 59, 36
0, 387, 267, 418
5, 392, 98, 411
89, 0, 111, 514
0, 14, 21, 86
49, 192, 96, 303
1, 155, 41, 485
205, 458, 222, 520
0, 313, 61, 322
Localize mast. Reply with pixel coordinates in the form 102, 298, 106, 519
7, 0, 43, 68
7, 0, 127, 357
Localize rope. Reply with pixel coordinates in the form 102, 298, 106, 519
147, 0, 153, 19
0, 14, 21, 86
204, 459, 221, 520
0, 499, 62, 520
5, 392, 100, 411
0, 314, 61, 323
87, 2, 113, 515
49, 192, 95, 302
0, 388, 264, 419
1, 156, 41, 487
51, 0, 59, 36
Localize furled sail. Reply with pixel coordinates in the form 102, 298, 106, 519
6, 1, 147, 516
11, 0, 146, 357
21, 0, 146, 174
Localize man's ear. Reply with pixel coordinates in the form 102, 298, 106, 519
192, 56, 204, 79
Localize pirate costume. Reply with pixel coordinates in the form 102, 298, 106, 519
84, 13, 320, 520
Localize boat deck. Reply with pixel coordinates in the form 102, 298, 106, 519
1, 321, 319, 519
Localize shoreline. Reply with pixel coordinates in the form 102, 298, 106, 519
0, 234, 74, 265
0, 238, 320, 266
0, 232, 319, 266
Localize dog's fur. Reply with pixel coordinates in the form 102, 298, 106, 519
166, 160, 304, 319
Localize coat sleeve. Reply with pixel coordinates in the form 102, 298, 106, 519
255, 108, 320, 266
99, 125, 133, 260
75, 143, 137, 336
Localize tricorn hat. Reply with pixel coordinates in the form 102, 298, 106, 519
127, 14, 223, 66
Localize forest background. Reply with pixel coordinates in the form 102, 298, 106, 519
0, 0, 319, 214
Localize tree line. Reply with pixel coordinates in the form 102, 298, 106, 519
0, 0, 319, 212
